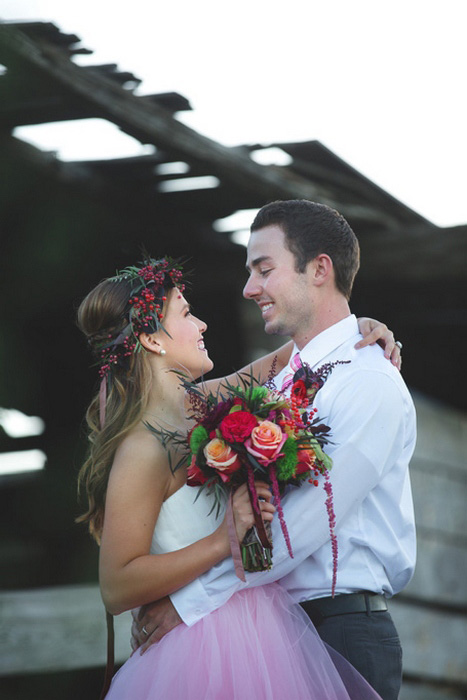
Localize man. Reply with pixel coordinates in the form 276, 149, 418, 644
133, 200, 416, 700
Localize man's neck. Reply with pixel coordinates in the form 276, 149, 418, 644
293, 299, 351, 351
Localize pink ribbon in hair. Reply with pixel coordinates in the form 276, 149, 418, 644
99, 377, 107, 429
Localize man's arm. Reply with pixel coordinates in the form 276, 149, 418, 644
174, 368, 412, 622
131, 597, 182, 653
132, 363, 412, 647
199, 318, 401, 398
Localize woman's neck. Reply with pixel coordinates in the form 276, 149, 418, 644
144, 366, 187, 429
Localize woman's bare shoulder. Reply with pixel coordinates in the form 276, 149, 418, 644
112, 424, 170, 479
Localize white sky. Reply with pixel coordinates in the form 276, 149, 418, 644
1, 0, 466, 227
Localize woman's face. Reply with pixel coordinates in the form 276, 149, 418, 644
161, 290, 214, 379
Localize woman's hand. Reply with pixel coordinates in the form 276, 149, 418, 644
229, 481, 275, 543
356, 317, 402, 370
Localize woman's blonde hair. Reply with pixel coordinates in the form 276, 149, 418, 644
76, 277, 152, 541
76, 258, 185, 542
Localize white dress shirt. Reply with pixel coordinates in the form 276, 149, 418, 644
171, 315, 417, 626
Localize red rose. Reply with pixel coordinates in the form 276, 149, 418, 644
220, 411, 257, 443
187, 456, 209, 486
291, 379, 307, 402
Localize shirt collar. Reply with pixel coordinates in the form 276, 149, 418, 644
293, 314, 358, 369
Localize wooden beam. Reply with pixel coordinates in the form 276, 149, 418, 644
357, 223, 466, 282
0, 584, 131, 675
0, 92, 191, 127
0, 23, 391, 227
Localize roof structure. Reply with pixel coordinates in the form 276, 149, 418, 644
0, 19, 466, 410
1, 23, 466, 700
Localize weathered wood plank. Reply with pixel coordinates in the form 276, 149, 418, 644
2, 584, 466, 688
413, 394, 467, 472
391, 598, 467, 685
0, 584, 131, 675
402, 395, 467, 610
400, 681, 466, 700
410, 464, 467, 539
405, 535, 467, 606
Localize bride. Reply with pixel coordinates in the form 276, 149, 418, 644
76, 256, 387, 699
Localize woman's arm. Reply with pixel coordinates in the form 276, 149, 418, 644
99, 431, 273, 615
355, 317, 401, 369
200, 317, 401, 399
201, 341, 294, 396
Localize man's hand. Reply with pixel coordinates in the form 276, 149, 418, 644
131, 596, 182, 654
355, 317, 402, 370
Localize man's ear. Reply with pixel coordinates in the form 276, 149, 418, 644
139, 332, 164, 355
311, 254, 333, 286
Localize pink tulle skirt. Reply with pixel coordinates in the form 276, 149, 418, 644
106, 583, 381, 699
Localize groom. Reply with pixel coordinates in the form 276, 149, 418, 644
133, 200, 416, 700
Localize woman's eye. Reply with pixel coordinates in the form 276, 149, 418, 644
260, 269, 271, 277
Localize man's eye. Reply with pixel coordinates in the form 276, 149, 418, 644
260, 269, 271, 277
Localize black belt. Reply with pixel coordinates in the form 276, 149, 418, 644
300, 591, 388, 624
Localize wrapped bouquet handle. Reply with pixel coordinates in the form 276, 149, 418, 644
227, 479, 273, 580
226, 493, 246, 582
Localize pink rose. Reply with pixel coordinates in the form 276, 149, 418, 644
245, 420, 287, 466
220, 411, 257, 443
203, 438, 242, 482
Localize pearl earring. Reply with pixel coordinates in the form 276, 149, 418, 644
160, 349, 166, 356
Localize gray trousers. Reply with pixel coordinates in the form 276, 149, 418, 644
314, 610, 402, 700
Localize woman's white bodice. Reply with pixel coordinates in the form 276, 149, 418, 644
150, 484, 224, 554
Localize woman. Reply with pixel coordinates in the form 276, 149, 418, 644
77, 257, 388, 699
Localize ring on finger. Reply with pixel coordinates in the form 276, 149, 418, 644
142, 625, 149, 636
395, 340, 403, 350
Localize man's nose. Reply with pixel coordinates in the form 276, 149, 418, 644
243, 274, 260, 299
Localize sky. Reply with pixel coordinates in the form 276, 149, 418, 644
1, 0, 466, 227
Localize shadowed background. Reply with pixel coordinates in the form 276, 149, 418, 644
0, 18, 466, 700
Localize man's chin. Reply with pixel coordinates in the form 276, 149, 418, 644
264, 320, 285, 336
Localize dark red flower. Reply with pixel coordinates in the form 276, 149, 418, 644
295, 448, 315, 476
220, 411, 258, 443
187, 457, 209, 486
201, 399, 234, 433
292, 380, 307, 401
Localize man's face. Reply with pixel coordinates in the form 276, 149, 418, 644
243, 225, 315, 345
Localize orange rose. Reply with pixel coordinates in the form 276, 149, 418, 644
245, 420, 287, 465
203, 438, 241, 481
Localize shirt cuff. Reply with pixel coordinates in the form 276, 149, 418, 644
170, 575, 220, 627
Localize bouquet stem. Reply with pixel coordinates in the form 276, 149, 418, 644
240, 464, 274, 572
241, 522, 273, 572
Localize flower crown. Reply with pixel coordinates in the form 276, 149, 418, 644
94, 257, 186, 379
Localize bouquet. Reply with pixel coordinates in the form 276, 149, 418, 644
147, 363, 343, 593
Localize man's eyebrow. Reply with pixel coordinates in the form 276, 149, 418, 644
245, 255, 272, 273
